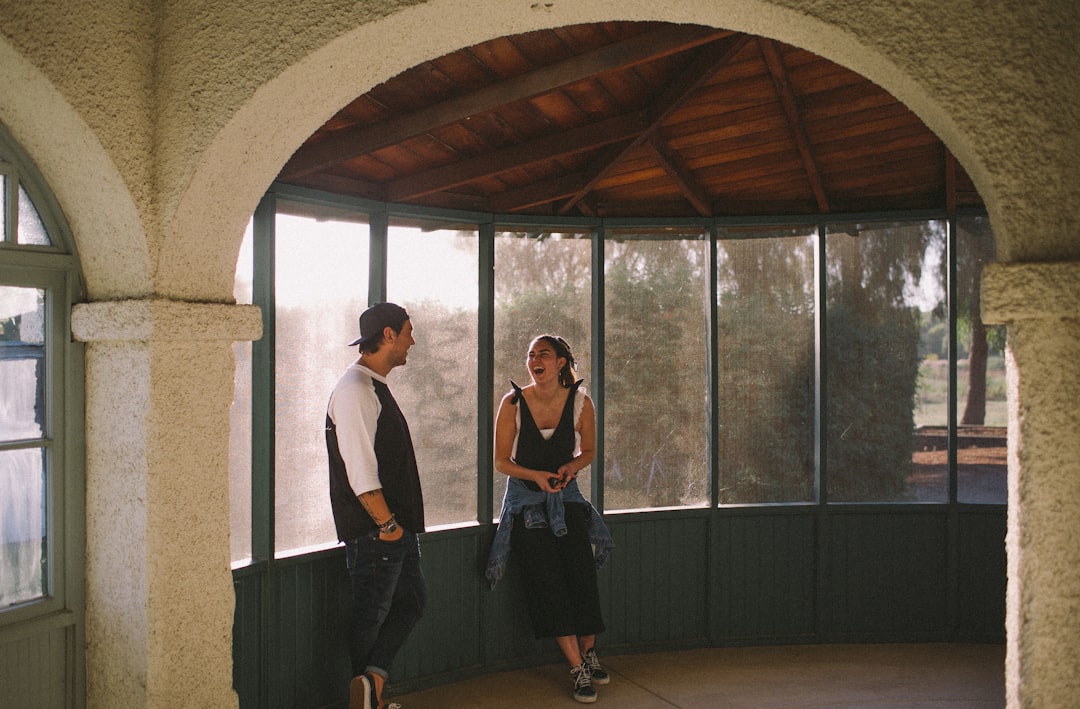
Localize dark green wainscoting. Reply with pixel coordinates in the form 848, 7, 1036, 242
233, 507, 1005, 708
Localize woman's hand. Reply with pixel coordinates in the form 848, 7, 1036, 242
535, 470, 564, 493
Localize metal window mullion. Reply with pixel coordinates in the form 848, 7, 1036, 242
590, 226, 604, 512
477, 222, 495, 523
250, 193, 276, 563
815, 222, 827, 505
813, 221, 828, 639
2, 164, 17, 244
946, 215, 960, 637
947, 217, 959, 503
707, 224, 720, 510
369, 210, 388, 304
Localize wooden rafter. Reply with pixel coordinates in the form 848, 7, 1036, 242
645, 135, 712, 216
557, 33, 752, 215
280, 24, 729, 180
274, 21, 983, 218
758, 38, 830, 214
385, 112, 649, 202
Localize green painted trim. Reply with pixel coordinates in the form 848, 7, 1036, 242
590, 226, 604, 511
477, 222, 495, 522
0, 122, 85, 709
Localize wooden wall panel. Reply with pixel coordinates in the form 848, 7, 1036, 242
397, 531, 486, 678
602, 514, 710, 648
713, 511, 816, 640
232, 508, 1005, 707
826, 510, 950, 639
957, 509, 1007, 639
232, 566, 263, 707
0, 623, 71, 709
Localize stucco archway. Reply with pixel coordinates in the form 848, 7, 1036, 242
0, 35, 151, 300
149, 1, 1078, 706
165, 0, 1025, 304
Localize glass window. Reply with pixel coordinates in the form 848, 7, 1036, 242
0, 128, 76, 623
1, 285, 48, 607
0, 286, 46, 440
717, 227, 817, 504
956, 214, 1006, 504
387, 220, 479, 527
825, 220, 948, 503
0, 448, 47, 606
604, 231, 709, 511
17, 185, 51, 246
229, 224, 253, 564
274, 211, 370, 557
493, 229, 592, 519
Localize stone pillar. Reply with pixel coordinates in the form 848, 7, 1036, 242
982, 262, 1080, 708
72, 300, 261, 709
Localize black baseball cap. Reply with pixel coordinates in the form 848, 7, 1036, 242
348, 302, 410, 348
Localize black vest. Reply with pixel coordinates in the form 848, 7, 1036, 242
511, 379, 582, 491
327, 378, 425, 541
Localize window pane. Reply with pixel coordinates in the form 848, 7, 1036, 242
275, 213, 369, 556
0, 447, 47, 606
826, 220, 948, 502
956, 214, 1007, 504
387, 222, 479, 527
17, 185, 51, 246
229, 224, 253, 564
1, 174, 7, 242
604, 233, 709, 510
717, 228, 817, 504
0, 286, 46, 441
493, 229, 592, 519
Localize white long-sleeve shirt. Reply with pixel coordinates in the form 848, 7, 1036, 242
327, 362, 385, 496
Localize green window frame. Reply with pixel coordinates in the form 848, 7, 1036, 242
232, 184, 1006, 565
0, 123, 84, 630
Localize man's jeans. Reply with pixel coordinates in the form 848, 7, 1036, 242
345, 530, 426, 678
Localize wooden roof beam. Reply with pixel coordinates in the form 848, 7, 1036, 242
758, 38, 830, 213
280, 24, 730, 179
558, 33, 752, 215
489, 171, 592, 213
385, 112, 649, 201
645, 135, 712, 216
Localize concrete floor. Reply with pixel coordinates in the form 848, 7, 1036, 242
389, 644, 1005, 708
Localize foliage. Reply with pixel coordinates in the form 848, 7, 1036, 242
825, 300, 920, 500
715, 235, 816, 503
602, 239, 709, 509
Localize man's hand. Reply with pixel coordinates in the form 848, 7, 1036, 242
378, 525, 404, 541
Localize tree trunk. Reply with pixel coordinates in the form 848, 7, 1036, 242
961, 317, 988, 425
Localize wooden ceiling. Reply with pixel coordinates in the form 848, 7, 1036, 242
278, 22, 983, 219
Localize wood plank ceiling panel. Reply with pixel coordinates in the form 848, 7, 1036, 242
277, 22, 983, 218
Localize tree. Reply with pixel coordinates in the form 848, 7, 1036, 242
715, 233, 816, 503
603, 238, 709, 509
825, 221, 944, 501
955, 215, 1004, 426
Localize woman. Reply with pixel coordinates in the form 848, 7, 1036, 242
487, 335, 614, 704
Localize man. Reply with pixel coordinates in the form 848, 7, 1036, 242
326, 302, 425, 709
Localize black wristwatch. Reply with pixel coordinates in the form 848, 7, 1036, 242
378, 516, 399, 535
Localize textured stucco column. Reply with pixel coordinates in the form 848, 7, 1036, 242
72, 300, 262, 709
982, 262, 1080, 708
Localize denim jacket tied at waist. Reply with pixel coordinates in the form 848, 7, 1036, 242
485, 476, 614, 589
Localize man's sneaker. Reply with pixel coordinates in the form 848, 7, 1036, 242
349, 672, 379, 709
570, 663, 597, 703
583, 648, 610, 685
